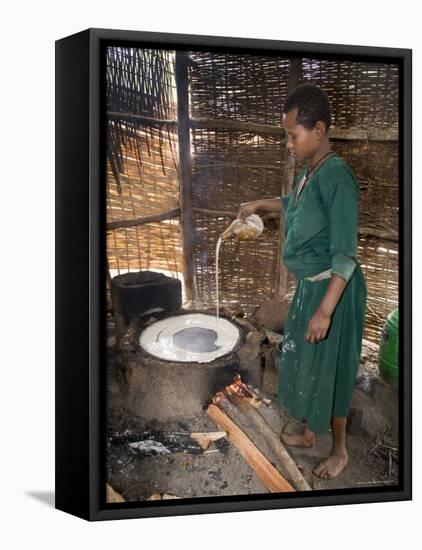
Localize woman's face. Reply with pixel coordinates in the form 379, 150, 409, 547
283, 108, 323, 161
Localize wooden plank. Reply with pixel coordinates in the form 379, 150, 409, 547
190, 431, 227, 450
225, 392, 311, 491
106, 483, 125, 503
206, 403, 295, 493
147, 493, 181, 501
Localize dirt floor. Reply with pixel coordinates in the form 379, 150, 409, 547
106, 320, 399, 502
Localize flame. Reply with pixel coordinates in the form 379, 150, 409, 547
212, 390, 226, 405
211, 374, 262, 406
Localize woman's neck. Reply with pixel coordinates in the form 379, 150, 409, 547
307, 142, 332, 170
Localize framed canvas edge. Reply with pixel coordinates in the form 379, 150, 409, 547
55, 27, 412, 522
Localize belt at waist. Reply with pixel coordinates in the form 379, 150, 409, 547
283, 254, 332, 280
304, 268, 332, 282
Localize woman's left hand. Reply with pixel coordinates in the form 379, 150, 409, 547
305, 309, 331, 343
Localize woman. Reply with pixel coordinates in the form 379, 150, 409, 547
237, 83, 367, 480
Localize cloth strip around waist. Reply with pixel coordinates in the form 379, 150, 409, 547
304, 269, 332, 282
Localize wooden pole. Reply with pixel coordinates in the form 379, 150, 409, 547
175, 51, 197, 304
107, 111, 178, 128
192, 207, 237, 218
107, 111, 399, 142
106, 208, 180, 231
276, 58, 302, 296
190, 118, 285, 135
358, 227, 398, 242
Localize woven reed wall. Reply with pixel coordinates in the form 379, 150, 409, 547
106, 135, 182, 274
330, 140, 399, 343
302, 140, 398, 343
189, 54, 288, 314
191, 138, 285, 311
189, 54, 292, 123
105, 47, 399, 344
106, 47, 183, 281
301, 59, 399, 129
189, 53, 399, 343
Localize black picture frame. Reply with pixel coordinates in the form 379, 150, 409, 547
55, 27, 412, 521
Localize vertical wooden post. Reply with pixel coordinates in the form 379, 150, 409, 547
276, 58, 302, 296
175, 51, 197, 304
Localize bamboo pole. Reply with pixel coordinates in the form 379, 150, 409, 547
190, 118, 285, 135
197, 163, 283, 170
106, 208, 180, 231
276, 58, 302, 296
175, 51, 197, 304
330, 128, 398, 142
193, 207, 237, 218
107, 111, 178, 128
107, 111, 398, 142
191, 209, 398, 242
191, 119, 398, 142
358, 227, 398, 242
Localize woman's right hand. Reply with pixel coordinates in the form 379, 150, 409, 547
237, 201, 260, 222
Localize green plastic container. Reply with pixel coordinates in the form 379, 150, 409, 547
378, 309, 399, 384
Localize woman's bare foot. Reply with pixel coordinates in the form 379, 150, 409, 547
281, 428, 315, 448
313, 452, 349, 479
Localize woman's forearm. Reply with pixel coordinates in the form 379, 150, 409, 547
249, 199, 282, 214
237, 198, 282, 221
317, 274, 347, 317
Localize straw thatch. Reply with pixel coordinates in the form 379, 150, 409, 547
105, 46, 399, 344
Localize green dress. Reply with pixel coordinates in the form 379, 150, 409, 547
277, 152, 367, 434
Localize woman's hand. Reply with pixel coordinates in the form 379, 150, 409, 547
305, 309, 331, 343
237, 201, 259, 221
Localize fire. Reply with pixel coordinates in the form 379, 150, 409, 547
211, 374, 262, 407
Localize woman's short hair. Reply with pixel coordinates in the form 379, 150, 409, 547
283, 83, 332, 131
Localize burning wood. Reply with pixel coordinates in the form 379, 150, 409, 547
224, 392, 311, 491
207, 403, 295, 493
214, 374, 263, 408
207, 375, 312, 492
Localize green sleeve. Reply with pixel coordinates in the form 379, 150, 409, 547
318, 166, 359, 283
